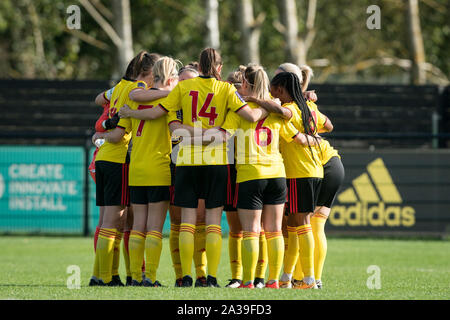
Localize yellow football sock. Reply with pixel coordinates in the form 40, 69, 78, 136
122, 231, 131, 277
145, 230, 163, 283
169, 224, 182, 279
283, 226, 299, 275
92, 251, 100, 279
111, 231, 122, 276
266, 231, 284, 282
255, 230, 268, 279
129, 230, 146, 281
283, 235, 289, 263
293, 254, 304, 281
205, 224, 222, 278
179, 223, 196, 277
242, 231, 259, 284
97, 228, 116, 283
228, 232, 243, 280
194, 223, 207, 279
311, 214, 328, 281
297, 224, 315, 279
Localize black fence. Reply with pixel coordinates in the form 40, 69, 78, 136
1, 80, 449, 147
0, 80, 449, 237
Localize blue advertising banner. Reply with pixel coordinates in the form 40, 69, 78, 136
0, 146, 85, 233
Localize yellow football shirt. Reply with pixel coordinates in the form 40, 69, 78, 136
95, 79, 147, 164
117, 91, 171, 186
281, 100, 327, 178
221, 102, 299, 183
160, 76, 247, 166
319, 139, 340, 165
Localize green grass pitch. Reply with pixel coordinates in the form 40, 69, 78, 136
0, 236, 448, 300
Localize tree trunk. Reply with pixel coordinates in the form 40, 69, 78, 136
205, 0, 220, 49
112, 0, 134, 78
238, 0, 263, 64
406, 0, 426, 84
277, 0, 300, 64
276, 0, 316, 66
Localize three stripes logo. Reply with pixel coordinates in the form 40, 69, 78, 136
329, 158, 415, 227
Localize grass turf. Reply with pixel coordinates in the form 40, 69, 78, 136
0, 236, 448, 300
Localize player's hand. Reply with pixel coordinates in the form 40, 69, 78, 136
243, 95, 256, 103
92, 132, 105, 146
304, 90, 317, 102
118, 105, 131, 118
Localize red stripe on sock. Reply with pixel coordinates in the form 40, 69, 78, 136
94, 227, 100, 252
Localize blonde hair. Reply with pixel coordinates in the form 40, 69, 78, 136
244, 64, 271, 100
152, 56, 181, 85
300, 64, 314, 92
277, 62, 303, 83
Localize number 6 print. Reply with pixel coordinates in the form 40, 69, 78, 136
255, 118, 272, 147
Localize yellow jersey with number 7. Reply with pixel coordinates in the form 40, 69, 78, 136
117, 92, 172, 186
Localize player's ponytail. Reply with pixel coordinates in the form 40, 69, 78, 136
133, 51, 161, 78
244, 64, 270, 100
152, 56, 181, 86
199, 48, 222, 80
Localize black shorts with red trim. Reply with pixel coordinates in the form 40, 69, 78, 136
286, 177, 322, 214
224, 163, 238, 212
130, 186, 170, 204
95, 160, 130, 207
173, 165, 228, 209
237, 178, 287, 210
317, 156, 345, 208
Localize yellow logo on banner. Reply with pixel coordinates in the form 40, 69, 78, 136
329, 158, 416, 227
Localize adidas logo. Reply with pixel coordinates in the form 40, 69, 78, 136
329, 158, 415, 227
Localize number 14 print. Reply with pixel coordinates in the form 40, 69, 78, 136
189, 91, 218, 126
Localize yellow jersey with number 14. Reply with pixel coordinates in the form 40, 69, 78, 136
117, 92, 172, 186
221, 102, 299, 184
95, 79, 147, 164
160, 76, 247, 167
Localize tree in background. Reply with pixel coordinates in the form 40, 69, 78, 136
0, 0, 447, 84
78, 0, 134, 78
275, 0, 317, 66
237, 0, 265, 64
407, 0, 426, 84
205, 0, 220, 49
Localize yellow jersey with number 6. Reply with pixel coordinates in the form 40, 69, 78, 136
221, 102, 299, 183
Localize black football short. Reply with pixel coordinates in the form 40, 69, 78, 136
317, 156, 345, 208
224, 163, 238, 212
237, 178, 287, 210
129, 186, 170, 204
173, 165, 228, 209
286, 177, 322, 214
95, 160, 129, 207
169, 161, 177, 205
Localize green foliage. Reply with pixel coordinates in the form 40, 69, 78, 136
0, 0, 448, 83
